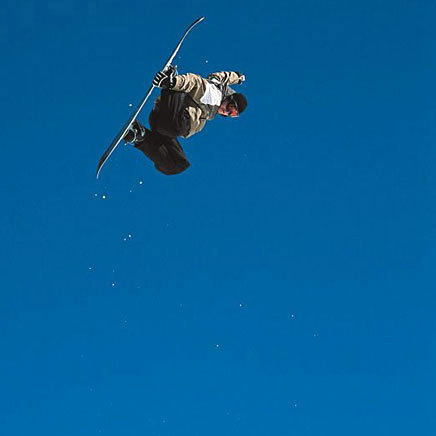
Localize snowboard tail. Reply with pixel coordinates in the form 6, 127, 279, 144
96, 16, 205, 179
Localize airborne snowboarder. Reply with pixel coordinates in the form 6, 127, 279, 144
123, 67, 247, 175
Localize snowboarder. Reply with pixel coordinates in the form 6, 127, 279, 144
123, 67, 247, 175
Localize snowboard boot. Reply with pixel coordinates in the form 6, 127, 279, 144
124, 119, 147, 144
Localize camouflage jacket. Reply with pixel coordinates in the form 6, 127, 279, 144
167, 71, 244, 138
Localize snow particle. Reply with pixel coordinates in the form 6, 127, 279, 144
139, 180, 143, 185
102, 194, 106, 200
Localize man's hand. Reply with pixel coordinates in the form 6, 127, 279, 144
153, 65, 177, 88
236, 72, 246, 84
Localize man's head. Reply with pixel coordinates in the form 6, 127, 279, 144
218, 93, 247, 118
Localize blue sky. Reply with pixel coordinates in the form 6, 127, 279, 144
2, 1, 436, 435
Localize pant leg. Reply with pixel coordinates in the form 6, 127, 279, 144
156, 137, 190, 175
149, 90, 190, 138
134, 128, 190, 176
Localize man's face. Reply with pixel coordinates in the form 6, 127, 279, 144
218, 98, 239, 118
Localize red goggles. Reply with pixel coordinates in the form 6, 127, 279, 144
226, 97, 239, 118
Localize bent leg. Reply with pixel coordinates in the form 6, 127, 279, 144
134, 130, 190, 176
149, 90, 190, 138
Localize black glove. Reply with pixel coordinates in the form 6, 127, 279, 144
153, 65, 177, 88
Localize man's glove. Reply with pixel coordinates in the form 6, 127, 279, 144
235, 72, 246, 84
153, 65, 177, 88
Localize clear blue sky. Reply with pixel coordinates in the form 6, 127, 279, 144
2, 1, 436, 435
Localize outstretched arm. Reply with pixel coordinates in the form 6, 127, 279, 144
154, 70, 245, 93
207, 71, 245, 86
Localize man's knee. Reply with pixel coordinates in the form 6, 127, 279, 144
134, 130, 190, 175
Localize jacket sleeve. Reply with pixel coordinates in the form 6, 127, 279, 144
171, 73, 207, 93
207, 71, 244, 86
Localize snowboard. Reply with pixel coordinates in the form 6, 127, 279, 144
96, 16, 205, 179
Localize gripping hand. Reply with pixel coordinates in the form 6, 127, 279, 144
153, 65, 177, 88
236, 72, 246, 84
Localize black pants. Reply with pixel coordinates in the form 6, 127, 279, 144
135, 90, 190, 175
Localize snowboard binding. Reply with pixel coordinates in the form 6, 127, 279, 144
124, 119, 146, 144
